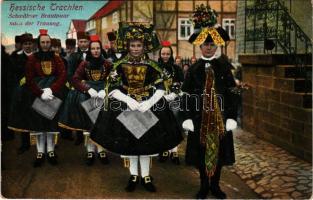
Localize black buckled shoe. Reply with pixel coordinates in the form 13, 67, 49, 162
159, 151, 169, 163
141, 176, 156, 192
170, 152, 180, 165
125, 175, 139, 192
47, 151, 58, 165
33, 152, 45, 168
196, 189, 209, 199
196, 181, 209, 199
210, 185, 226, 199
98, 151, 109, 165
86, 152, 95, 166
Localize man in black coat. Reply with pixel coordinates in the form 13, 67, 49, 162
67, 32, 90, 145
11, 33, 34, 154
181, 4, 239, 199
106, 31, 125, 63
2, 45, 15, 142
10, 35, 22, 61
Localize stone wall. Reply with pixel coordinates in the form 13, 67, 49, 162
239, 54, 312, 162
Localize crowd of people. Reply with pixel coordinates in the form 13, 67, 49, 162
2, 4, 245, 199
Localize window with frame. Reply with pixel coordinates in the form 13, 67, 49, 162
222, 18, 235, 39
87, 20, 96, 31
112, 12, 119, 24
178, 18, 193, 40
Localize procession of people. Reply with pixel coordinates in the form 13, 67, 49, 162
3, 4, 242, 199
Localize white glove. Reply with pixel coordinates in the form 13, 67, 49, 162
138, 100, 152, 113
226, 119, 237, 131
138, 90, 165, 113
182, 119, 194, 132
97, 90, 106, 99
40, 90, 54, 101
110, 89, 140, 111
88, 88, 98, 98
42, 88, 52, 95
164, 92, 177, 101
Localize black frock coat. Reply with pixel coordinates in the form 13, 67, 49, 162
182, 55, 239, 166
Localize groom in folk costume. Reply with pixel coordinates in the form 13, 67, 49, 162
182, 4, 239, 199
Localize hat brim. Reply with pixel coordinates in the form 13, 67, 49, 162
188, 27, 230, 45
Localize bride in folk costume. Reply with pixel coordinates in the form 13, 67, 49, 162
8, 29, 67, 167
59, 35, 111, 166
90, 22, 183, 192
182, 4, 239, 199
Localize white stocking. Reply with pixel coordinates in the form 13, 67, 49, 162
36, 132, 45, 153
46, 133, 56, 152
86, 141, 96, 153
129, 156, 139, 176
139, 155, 150, 177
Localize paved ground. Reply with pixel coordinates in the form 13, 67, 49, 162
2, 132, 258, 199
2, 128, 312, 199
228, 129, 312, 199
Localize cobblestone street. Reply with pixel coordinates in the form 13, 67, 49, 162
229, 129, 312, 199
2, 128, 312, 199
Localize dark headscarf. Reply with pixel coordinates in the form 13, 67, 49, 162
86, 41, 105, 69
158, 46, 175, 71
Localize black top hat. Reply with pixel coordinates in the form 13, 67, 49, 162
77, 32, 89, 40
51, 38, 61, 47
107, 31, 117, 41
66, 38, 76, 46
15, 35, 22, 43
20, 33, 33, 44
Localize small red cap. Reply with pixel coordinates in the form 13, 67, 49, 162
90, 35, 100, 42
161, 40, 171, 47
39, 29, 48, 35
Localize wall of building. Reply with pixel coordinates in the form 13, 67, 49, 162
89, 0, 237, 60
67, 22, 77, 39
239, 54, 312, 162
99, 14, 119, 45
154, 0, 237, 60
